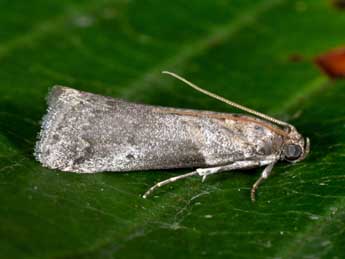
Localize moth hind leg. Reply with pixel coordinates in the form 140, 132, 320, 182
142, 159, 277, 200
142, 161, 256, 199
142, 164, 237, 199
142, 170, 199, 199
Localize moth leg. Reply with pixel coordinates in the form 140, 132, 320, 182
250, 162, 276, 202
142, 170, 199, 199
197, 167, 224, 182
143, 159, 277, 199
196, 160, 262, 182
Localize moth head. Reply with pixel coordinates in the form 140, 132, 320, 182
282, 126, 310, 163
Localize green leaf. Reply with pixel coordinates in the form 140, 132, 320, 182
1, 0, 345, 258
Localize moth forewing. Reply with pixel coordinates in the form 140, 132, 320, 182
35, 72, 309, 201
35, 88, 283, 172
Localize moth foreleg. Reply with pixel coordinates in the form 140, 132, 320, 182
250, 161, 276, 202
197, 159, 278, 202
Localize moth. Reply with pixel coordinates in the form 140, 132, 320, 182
35, 71, 310, 201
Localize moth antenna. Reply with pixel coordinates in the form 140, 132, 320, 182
162, 71, 290, 128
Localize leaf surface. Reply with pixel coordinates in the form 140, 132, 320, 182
1, 0, 345, 258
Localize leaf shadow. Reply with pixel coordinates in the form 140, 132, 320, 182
0, 100, 42, 159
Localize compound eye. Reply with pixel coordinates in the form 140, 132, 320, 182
284, 144, 302, 161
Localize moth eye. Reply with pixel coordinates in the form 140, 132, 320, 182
284, 144, 302, 160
